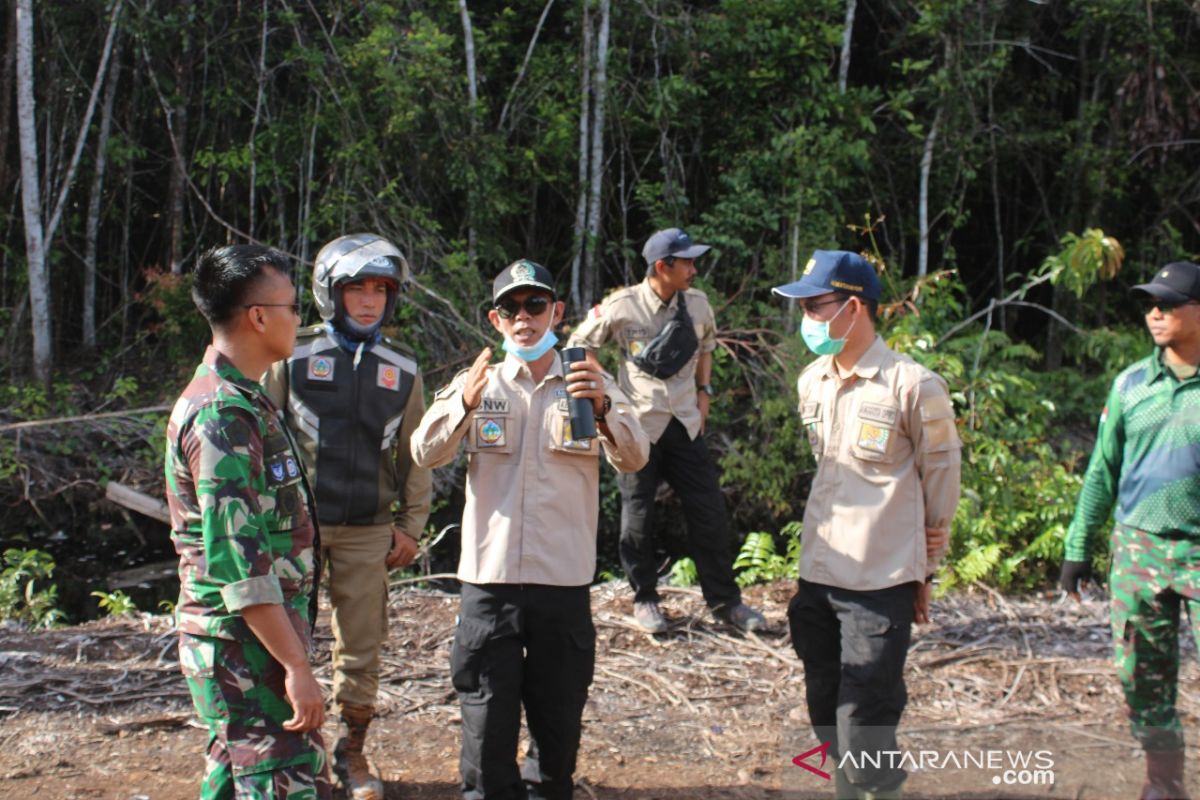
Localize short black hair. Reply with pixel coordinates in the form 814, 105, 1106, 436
191, 245, 293, 328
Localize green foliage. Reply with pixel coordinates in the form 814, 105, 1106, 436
136, 270, 209, 369
92, 589, 139, 617
0, 548, 66, 629
733, 524, 802, 588
1041, 229, 1126, 299
668, 557, 697, 587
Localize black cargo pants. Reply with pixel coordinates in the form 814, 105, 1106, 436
787, 578, 916, 794
616, 417, 741, 610
451, 582, 595, 800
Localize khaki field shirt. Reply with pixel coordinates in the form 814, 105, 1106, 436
796, 336, 962, 590
567, 280, 717, 443
411, 353, 649, 586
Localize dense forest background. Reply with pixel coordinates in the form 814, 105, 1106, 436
1, 0, 1198, 620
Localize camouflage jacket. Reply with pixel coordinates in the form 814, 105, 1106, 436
165, 346, 319, 642
1066, 348, 1200, 560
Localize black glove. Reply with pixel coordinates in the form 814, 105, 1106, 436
1059, 560, 1091, 594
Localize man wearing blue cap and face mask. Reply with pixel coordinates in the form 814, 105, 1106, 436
773, 251, 962, 800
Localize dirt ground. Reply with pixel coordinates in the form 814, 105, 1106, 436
1, 580, 1197, 800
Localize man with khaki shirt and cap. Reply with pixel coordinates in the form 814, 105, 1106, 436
567, 227, 766, 634
773, 250, 961, 800
412, 259, 648, 800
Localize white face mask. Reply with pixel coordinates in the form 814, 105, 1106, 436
502, 328, 559, 361
800, 299, 855, 355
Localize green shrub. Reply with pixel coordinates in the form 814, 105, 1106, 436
0, 548, 66, 629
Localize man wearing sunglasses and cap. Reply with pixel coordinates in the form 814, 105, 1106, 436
412, 259, 648, 800
566, 227, 766, 634
1061, 260, 1200, 800
773, 250, 961, 800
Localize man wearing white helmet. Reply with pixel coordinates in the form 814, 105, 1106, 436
264, 233, 432, 800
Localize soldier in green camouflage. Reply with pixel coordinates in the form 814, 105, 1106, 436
1062, 261, 1200, 800
166, 245, 333, 799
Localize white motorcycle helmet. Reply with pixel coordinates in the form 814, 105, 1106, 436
313, 233, 409, 340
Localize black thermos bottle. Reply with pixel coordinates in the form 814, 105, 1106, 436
560, 346, 597, 440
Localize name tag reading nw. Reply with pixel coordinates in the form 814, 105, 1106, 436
481, 398, 509, 413
858, 402, 898, 426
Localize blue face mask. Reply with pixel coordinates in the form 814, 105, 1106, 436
800, 299, 854, 356
502, 328, 559, 361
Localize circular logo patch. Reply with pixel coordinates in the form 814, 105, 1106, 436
512, 262, 536, 282
311, 357, 333, 378
479, 419, 503, 444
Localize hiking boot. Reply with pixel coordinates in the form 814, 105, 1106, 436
1140, 750, 1190, 800
713, 602, 766, 632
333, 703, 384, 800
633, 601, 668, 634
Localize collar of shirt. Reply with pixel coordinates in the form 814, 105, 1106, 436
638, 277, 675, 311
499, 351, 567, 385
203, 345, 265, 402
820, 335, 888, 382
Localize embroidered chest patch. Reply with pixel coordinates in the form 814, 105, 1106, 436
307, 355, 335, 381
477, 418, 505, 447
377, 364, 399, 391
857, 423, 891, 453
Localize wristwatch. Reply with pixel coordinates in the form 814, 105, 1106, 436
697, 383, 715, 396
595, 395, 612, 423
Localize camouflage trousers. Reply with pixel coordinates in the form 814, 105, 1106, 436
180, 633, 333, 799
1109, 524, 1200, 752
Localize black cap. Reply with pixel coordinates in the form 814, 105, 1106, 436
1131, 261, 1200, 304
642, 228, 712, 265
493, 259, 555, 302
772, 250, 881, 301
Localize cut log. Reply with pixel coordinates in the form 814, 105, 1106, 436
105, 481, 170, 524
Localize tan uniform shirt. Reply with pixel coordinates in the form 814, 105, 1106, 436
411, 353, 649, 586
566, 279, 717, 443
797, 336, 962, 590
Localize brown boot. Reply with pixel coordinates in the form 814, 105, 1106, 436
333, 704, 384, 800
1140, 750, 1190, 800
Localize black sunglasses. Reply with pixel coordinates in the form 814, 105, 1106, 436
799, 295, 849, 315
495, 295, 551, 319
1138, 298, 1199, 315
243, 302, 301, 316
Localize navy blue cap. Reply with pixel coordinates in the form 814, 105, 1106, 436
772, 250, 881, 301
643, 228, 712, 265
1131, 261, 1200, 304
493, 259, 555, 302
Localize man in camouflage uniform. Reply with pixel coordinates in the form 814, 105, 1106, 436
166, 245, 332, 800
1062, 261, 1200, 800
265, 233, 431, 800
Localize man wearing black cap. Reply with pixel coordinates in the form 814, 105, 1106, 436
773, 250, 961, 799
412, 259, 648, 800
567, 228, 766, 634
1061, 261, 1200, 800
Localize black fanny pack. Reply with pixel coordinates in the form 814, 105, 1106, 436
633, 292, 699, 379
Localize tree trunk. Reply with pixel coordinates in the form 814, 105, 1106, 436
0, 3, 18, 205
168, 0, 192, 273
15, 0, 50, 383
458, 0, 478, 268
247, 0, 269, 237
838, 0, 857, 94
84, 31, 122, 349
582, 0, 610, 308
917, 107, 940, 278
569, 0, 593, 311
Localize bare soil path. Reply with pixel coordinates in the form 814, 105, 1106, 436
1, 581, 1196, 799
